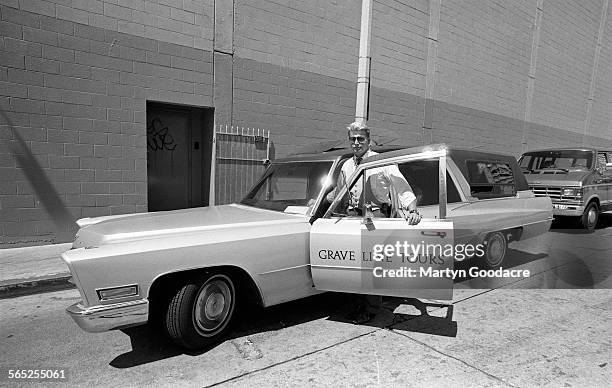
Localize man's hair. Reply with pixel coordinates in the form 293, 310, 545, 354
346, 121, 370, 138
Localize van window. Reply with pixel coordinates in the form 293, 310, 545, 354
519, 150, 593, 170
466, 160, 515, 199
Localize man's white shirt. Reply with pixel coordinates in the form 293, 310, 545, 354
336, 150, 416, 210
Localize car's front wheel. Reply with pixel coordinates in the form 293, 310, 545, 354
165, 273, 237, 349
579, 201, 599, 232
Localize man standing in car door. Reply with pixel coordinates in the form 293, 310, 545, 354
327, 121, 422, 323
328, 121, 422, 224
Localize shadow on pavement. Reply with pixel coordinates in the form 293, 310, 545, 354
548, 213, 612, 234
109, 292, 458, 367
539, 248, 611, 288
110, 325, 184, 368
109, 292, 347, 368
452, 248, 547, 287
328, 297, 458, 337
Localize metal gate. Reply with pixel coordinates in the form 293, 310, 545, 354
210, 125, 271, 205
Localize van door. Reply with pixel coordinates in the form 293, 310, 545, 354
310, 150, 455, 300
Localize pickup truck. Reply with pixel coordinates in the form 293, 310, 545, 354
519, 148, 612, 231
63, 144, 552, 349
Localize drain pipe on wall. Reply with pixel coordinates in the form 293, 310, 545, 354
355, 0, 373, 125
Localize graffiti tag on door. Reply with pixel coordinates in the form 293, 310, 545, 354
147, 118, 177, 151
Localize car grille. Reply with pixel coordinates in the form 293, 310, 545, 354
530, 186, 580, 201
531, 186, 560, 199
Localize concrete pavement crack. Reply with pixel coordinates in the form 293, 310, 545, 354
386, 329, 519, 388
203, 329, 379, 387
204, 291, 495, 387
382, 291, 519, 388
204, 262, 573, 387
452, 288, 496, 303
377, 281, 553, 388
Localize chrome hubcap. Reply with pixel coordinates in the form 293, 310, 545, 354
587, 208, 597, 225
487, 235, 505, 266
205, 293, 225, 319
194, 278, 233, 335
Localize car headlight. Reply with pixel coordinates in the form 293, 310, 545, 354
561, 187, 582, 197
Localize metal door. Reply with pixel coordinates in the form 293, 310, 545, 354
146, 104, 211, 211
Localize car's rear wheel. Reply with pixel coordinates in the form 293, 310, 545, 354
483, 231, 507, 269
165, 273, 236, 349
579, 201, 599, 232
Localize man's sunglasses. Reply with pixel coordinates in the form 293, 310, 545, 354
349, 136, 368, 143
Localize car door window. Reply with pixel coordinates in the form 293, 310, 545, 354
397, 159, 461, 207
328, 159, 461, 218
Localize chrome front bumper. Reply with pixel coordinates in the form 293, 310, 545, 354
551, 203, 584, 217
66, 299, 149, 333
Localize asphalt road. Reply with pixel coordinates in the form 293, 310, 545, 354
1, 220, 611, 387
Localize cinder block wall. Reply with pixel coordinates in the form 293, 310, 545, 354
0, 0, 215, 245
233, 0, 611, 156
1, 0, 611, 246
231, 0, 362, 154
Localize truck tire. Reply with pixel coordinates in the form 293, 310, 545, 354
166, 273, 236, 349
579, 202, 599, 232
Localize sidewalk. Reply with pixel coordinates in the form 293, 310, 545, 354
0, 243, 73, 298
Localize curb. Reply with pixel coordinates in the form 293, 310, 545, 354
0, 274, 75, 299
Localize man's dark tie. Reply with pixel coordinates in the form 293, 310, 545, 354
355, 156, 362, 166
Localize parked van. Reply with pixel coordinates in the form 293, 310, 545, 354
519, 148, 612, 231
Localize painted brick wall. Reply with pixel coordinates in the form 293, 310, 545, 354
368, 86, 424, 144
589, 9, 612, 140
370, 0, 428, 97
0, 4, 214, 245
531, 0, 601, 133
422, 0, 610, 154
234, 0, 361, 82
0, 0, 215, 49
233, 0, 430, 155
435, 0, 535, 121
232, 57, 355, 156
1, 0, 611, 246
234, 0, 610, 158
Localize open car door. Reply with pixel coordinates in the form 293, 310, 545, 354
310, 147, 454, 300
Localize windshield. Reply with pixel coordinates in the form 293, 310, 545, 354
241, 161, 334, 211
519, 150, 593, 171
